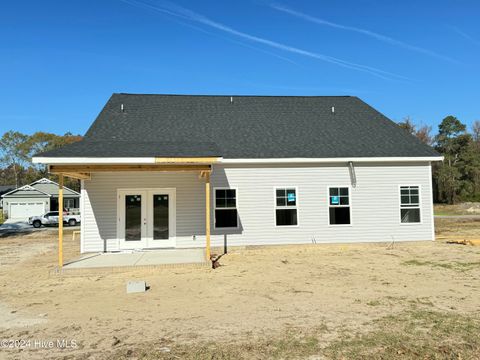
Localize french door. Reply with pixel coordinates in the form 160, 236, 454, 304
118, 189, 176, 249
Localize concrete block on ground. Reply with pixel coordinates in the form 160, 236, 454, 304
127, 280, 147, 293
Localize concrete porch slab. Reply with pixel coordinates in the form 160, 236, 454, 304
63, 248, 206, 269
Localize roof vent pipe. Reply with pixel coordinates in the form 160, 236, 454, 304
230, 96, 233, 104
331, 106, 335, 114
121, 103, 124, 112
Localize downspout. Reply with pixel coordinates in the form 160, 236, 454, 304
348, 161, 357, 188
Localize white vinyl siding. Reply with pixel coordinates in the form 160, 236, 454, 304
208, 162, 434, 246
82, 172, 206, 252
81, 162, 434, 253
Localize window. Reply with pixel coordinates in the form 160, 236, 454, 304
329, 187, 351, 225
64, 199, 75, 209
275, 188, 298, 226
214, 189, 238, 228
400, 186, 421, 223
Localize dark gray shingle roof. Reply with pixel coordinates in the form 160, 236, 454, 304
38, 94, 439, 159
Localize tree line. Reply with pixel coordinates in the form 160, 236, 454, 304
0, 131, 83, 191
1, 117, 479, 204
398, 116, 480, 203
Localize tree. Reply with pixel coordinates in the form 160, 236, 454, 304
398, 117, 433, 146
25, 132, 83, 191
0, 131, 82, 190
398, 116, 416, 135
416, 125, 433, 146
434, 116, 474, 204
0, 131, 30, 188
473, 120, 480, 143
24, 132, 83, 163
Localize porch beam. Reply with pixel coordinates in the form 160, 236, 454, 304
49, 164, 211, 173
58, 174, 64, 268
199, 170, 211, 179
155, 157, 219, 164
61, 172, 91, 180
205, 171, 211, 262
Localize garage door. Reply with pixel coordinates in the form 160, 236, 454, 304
10, 202, 45, 219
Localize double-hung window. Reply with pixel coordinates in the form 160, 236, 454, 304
400, 186, 421, 223
329, 187, 351, 225
214, 189, 238, 228
275, 188, 298, 226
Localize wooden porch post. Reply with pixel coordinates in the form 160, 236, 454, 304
58, 174, 64, 268
205, 172, 211, 262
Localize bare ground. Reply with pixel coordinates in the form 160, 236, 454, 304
0, 220, 479, 359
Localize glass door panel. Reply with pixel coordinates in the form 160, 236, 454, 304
125, 194, 142, 241
153, 194, 169, 240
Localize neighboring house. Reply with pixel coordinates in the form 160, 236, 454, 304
1, 178, 80, 219
0, 185, 16, 210
33, 94, 442, 256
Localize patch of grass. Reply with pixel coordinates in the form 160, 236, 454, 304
324, 309, 480, 359
103, 310, 480, 360
0, 212, 4, 225
434, 212, 458, 216
366, 300, 381, 306
105, 327, 326, 360
434, 203, 479, 216
410, 297, 435, 307
402, 259, 480, 272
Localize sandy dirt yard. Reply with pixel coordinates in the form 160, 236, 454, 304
0, 219, 479, 359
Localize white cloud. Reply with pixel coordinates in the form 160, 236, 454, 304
120, 0, 409, 81
272, 3, 459, 64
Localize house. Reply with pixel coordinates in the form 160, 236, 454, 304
1, 178, 80, 219
32, 94, 442, 264
0, 185, 16, 210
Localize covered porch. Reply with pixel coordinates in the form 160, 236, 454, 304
50, 158, 218, 269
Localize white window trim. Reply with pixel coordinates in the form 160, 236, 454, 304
327, 185, 353, 227
274, 186, 299, 228
213, 187, 239, 229
399, 185, 422, 225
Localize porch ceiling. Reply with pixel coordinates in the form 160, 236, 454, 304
49, 164, 212, 178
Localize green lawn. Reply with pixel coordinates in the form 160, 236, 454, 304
434, 203, 480, 216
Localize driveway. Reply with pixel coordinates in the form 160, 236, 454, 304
0, 219, 47, 237
0, 219, 81, 238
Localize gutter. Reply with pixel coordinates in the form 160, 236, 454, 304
32, 156, 444, 165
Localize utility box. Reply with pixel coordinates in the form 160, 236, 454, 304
126, 281, 147, 293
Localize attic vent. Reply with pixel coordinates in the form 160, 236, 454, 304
331, 106, 335, 114
18, 185, 37, 191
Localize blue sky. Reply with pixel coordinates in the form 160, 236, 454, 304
1, 0, 479, 136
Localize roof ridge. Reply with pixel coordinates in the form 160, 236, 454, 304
114, 93, 353, 98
